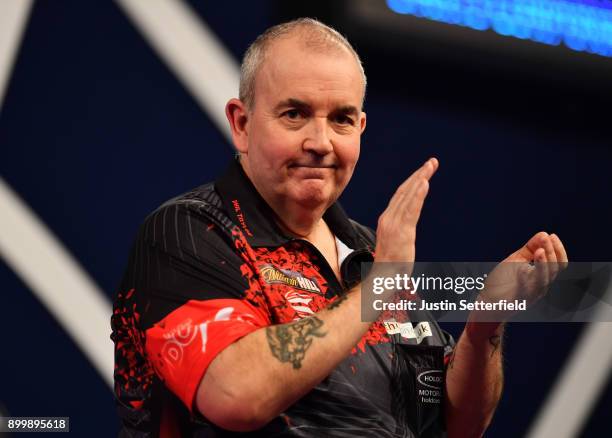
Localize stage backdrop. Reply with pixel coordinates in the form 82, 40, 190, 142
1, 1, 610, 436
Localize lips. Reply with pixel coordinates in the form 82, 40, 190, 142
288, 163, 337, 169
288, 165, 336, 179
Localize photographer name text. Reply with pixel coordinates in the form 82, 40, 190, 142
373, 298, 527, 312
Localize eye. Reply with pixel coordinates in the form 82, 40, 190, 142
334, 114, 355, 125
283, 109, 302, 120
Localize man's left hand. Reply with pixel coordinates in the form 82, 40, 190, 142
473, 231, 569, 322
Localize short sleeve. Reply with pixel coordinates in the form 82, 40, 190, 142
118, 201, 270, 411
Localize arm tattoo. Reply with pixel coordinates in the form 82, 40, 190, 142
489, 335, 501, 358
266, 317, 326, 369
327, 293, 348, 310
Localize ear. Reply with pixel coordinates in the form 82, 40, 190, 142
359, 111, 367, 134
225, 98, 249, 153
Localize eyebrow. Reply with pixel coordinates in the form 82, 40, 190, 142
274, 98, 359, 116
332, 105, 360, 117
273, 98, 310, 113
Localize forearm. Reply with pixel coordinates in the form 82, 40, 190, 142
196, 286, 372, 431
445, 321, 504, 437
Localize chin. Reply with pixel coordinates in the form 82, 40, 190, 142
292, 184, 334, 210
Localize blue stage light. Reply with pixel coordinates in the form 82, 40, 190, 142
386, 0, 612, 57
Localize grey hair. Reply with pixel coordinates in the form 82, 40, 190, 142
239, 18, 367, 111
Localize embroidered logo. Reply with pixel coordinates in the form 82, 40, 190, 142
416, 368, 443, 404
232, 199, 253, 237
260, 265, 322, 294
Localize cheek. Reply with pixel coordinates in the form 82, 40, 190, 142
251, 128, 300, 165
335, 138, 361, 170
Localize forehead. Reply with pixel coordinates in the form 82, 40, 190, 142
254, 35, 364, 108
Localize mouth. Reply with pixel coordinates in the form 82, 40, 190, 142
288, 163, 337, 169
287, 164, 337, 180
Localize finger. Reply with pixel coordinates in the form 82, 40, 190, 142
394, 158, 438, 198
517, 231, 549, 260
550, 233, 569, 269
425, 157, 439, 178
404, 178, 430, 227
525, 231, 549, 255
386, 159, 437, 217
424, 157, 439, 180
409, 158, 438, 183
518, 262, 532, 289
533, 247, 549, 294
542, 234, 559, 282
400, 159, 438, 209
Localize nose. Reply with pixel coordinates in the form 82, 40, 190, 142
302, 117, 333, 156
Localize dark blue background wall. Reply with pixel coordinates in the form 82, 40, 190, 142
1, 1, 610, 436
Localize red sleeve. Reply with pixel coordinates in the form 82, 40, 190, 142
145, 298, 270, 412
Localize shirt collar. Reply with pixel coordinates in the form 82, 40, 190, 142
215, 157, 362, 249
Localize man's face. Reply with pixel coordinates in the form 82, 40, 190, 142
237, 35, 366, 212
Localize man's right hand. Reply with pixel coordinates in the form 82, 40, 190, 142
374, 158, 438, 263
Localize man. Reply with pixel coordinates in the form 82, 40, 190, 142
111, 18, 568, 437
